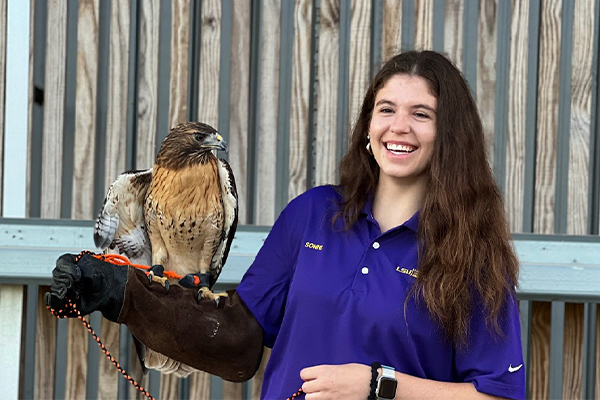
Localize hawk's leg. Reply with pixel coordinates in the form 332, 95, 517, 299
178, 273, 229, 307
146, 265, 170, 290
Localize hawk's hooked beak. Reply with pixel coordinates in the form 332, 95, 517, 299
202, 133, 228, 153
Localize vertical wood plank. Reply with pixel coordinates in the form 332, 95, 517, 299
444, 0, 464, 70
227, 0, 251, 223
382, 0, 402, 62
349, 0, 371, 130
35, 1, 65, 398
42, 0, 67, 218
97, 321, 121, 400
222, 381, 243, 399
197, 0, 221, 129
71, 0, 100, 221
476, 0, 497, 163
505, 0, 529, 233
414, 0, 434, 50
251, 348, 272, 400
530, 301, 551, 399
66, 2, 100, 398
534, 0, 561, 234
104, 0, 130, 190
136, 0, 160, 170
25, 0, 35, 218
0, 0, 6, 214
562, 303, 583, 399
315, 0, 339, 188
34, 288, 56, 400
169, 0, 190, 127
189, 372, 211, 400
567, 0, 594, 235
288, 0, 313, 202
255, 0, 280, 224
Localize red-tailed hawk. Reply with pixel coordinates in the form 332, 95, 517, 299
93, 122, 238, 376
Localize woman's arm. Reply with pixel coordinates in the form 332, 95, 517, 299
300, 364, 512, 400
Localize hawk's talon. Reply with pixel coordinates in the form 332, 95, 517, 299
147, 265, 169, 289
197, 286, 228, 307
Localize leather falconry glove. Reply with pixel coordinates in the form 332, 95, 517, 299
45, 253, 264, 382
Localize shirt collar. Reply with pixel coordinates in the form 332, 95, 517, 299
361, 194, 420, 232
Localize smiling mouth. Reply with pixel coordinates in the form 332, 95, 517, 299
386, 143, 417, 155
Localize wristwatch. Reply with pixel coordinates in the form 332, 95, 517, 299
376, 365, 398, 399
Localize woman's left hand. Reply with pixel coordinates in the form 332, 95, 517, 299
300, 363, 372, 400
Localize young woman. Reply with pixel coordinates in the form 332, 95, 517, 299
47, 51, 524, 400
236, 50, 524, 399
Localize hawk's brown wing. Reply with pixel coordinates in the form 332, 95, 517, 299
94, 169, 153, 265
209, 159, 238, 287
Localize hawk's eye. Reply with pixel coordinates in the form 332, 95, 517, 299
193, 132, 204, 142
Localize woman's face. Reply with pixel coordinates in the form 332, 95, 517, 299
368, 74, 437, 187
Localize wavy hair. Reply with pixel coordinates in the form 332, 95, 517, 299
337, 51, 519, 346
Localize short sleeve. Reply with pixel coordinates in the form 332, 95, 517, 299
455, 294, 526, 400
236, 200, 305, 347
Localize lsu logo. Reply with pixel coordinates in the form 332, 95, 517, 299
305, 242, 323, 251
396, 267, 418, 278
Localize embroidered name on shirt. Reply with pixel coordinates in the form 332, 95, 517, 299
305, 242, 323, 250
396, 267, 418, 278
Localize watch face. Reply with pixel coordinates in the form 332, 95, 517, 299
377, 377, 398, 399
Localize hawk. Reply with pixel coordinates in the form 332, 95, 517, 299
93, 122, 238, 376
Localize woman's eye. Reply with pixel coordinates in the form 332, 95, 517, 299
415, 112, 429, 119
380, 108, 393, 114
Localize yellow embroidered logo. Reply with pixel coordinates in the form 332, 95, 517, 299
305, 242, 323, 251
396, 267, 418, 278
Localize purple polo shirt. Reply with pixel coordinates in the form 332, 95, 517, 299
237, 185, 525, 400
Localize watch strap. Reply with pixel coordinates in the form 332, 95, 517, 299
368, 362, 381, 400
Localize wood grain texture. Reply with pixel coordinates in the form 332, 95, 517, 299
348, 0, 371, 133
414, 0, 434, 51
381, 0, 402, 63
287, 0, 312, 203
25, 0, 35, 216
255, 0, 280, 225
71, 0, 100, 221
567, 0, 594, 235
103, 0, 130, 191
128, 340, 151, 400
476, 0, 497, 164
534, 0, 561, 234
0, 0, 6, 215
530, 301, 550, 399
160, 373, 179, 400
136, 0, 160, 170
34, 288, 56, 400
222, 381, 243, 399
97, 320, 120, 399
197, 0, 221, 129
168, 0, 190, 128
41, 0, 67, 218
227, 0, 251, 224
66, 3, 99, 396
252, 348, 272, 399
189, 372, 211, 400
315, 0, 339, 188
443, 0, 464, 71
66, 317, 89, 400
505, 0, 528, 233
562, 303, 583, 399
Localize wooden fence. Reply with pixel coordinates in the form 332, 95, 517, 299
1, 0, 600, 398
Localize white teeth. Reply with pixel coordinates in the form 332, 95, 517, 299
386, 143, 416, 153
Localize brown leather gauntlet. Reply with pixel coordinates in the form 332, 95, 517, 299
118, 267, 264, 382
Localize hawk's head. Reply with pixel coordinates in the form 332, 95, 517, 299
156, 122, 228, 169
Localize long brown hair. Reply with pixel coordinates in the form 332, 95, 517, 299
337, 51, 519, 346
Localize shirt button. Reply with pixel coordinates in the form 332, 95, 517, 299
372, 242, 380, 249
361, 267, 369, 275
